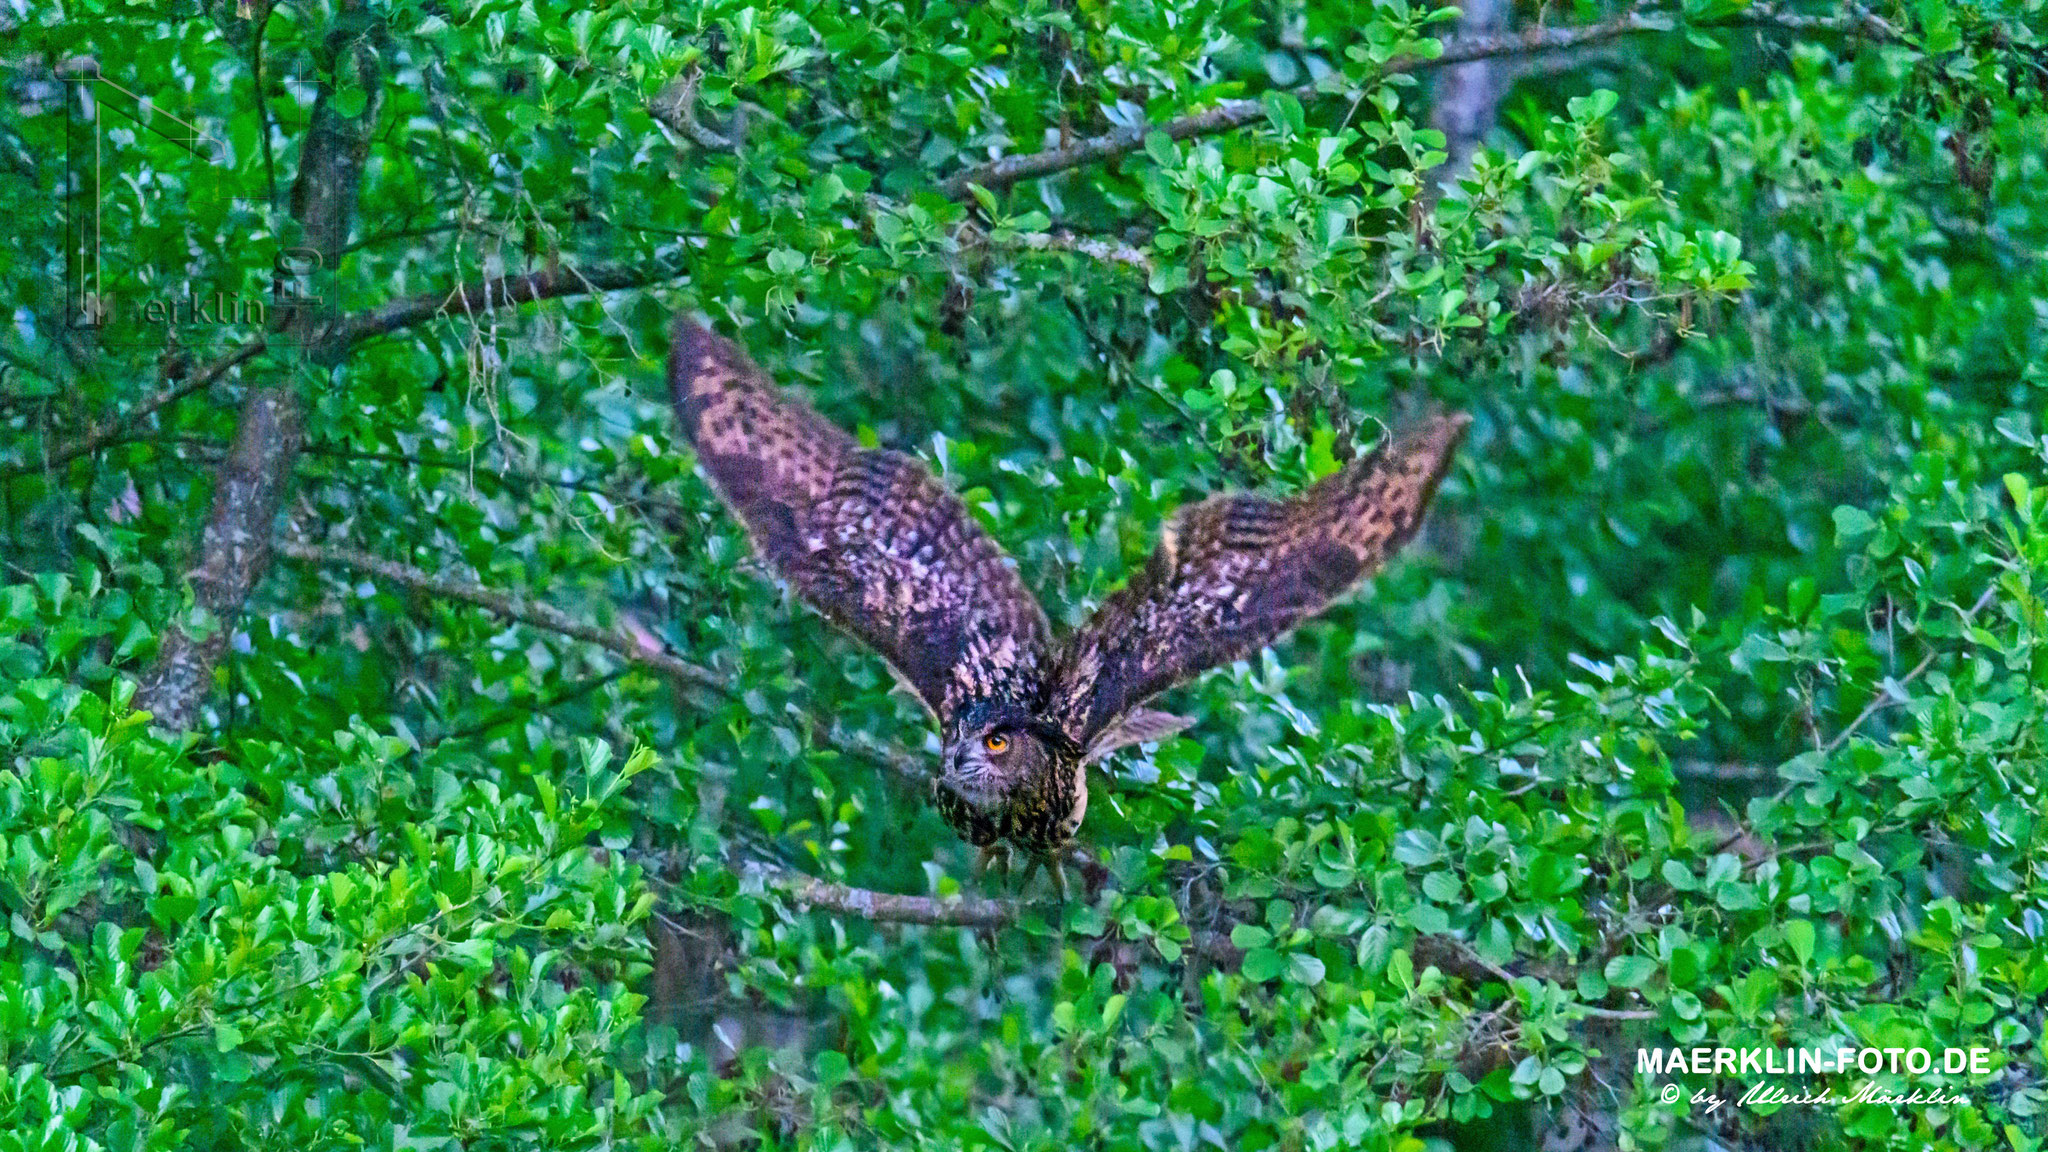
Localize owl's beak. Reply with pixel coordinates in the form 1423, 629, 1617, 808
934, 773, 1001, 813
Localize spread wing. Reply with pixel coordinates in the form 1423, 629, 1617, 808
1048, 414, 1469, 745
669, 318, 1052, 723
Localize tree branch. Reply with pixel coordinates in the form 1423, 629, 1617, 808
745, 867, 1651, 1026
274, 538, 936, 787
1428, 0, 1510, 190
1, 338, 265, 480
1820, 586, 1998, 754
936, 7, 1897, 199
136, 386, 305, 729
135, 1, 383, 732
1016, 230, 1155, 274
276, 539, 729, 694
333, 223, 1156, 349
744, 863, 1231, 968
334, 259, 688, 347
750, 864, 1018, 929
1414, 933, 1659, 1021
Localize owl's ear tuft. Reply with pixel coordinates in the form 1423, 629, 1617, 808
1083, 708, 1195, 764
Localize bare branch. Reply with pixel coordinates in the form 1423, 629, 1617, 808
1674, 760, 1778, 782
1, 338, 265, 479
276, 539, 729, 694
1428, 0, 1510, 189
936, 8, 1897, 199
287, 12, 382, 275
938, 17, 1668, 198
649, 66, 741, 151
750, 864, 1018, 929
745, 863, 1235, 965
1017, 230, 1155, 275
335, 258, 688, 347
1415, 933, 1659, 1021
744, 869, 1651, 1027
136, 386, 305, 729
334, 224, 1155, 350
1821, 586, 1997, 754
277, 538, 939, 787
951, 219, 1156, 275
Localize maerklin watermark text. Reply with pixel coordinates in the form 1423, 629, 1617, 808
132, 289, 268, 329
62, 60, 331, 347
1639, 1046, 1994, 1115
1639, 1046, 1995, 1077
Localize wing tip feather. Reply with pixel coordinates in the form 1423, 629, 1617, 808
1392, 410, 1472, 465
666, 315, 752, 411
1398, 410, 1470, 495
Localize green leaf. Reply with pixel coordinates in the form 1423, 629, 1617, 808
1231, 923, 1273, 950
1242, 947, 1287, 982
1783, 919, 1816, 967
1660, 860, 1696, 891
1393, 829, 1445, 866
1832, 505, 1878, 545
1421, 871, 1461, 902
2005, 473, 2034, 523
331, 84, 368, 120
1288, 953, 1327, 986
1261, 91, 1306, 137
1388, 948, 1415, 991
1604, 955, 1657, 989
1566, 88, 1619, 122
814, 1049, 851, 1085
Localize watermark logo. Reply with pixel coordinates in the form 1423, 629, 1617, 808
61, 59, 331, 347
1640, 1046, 1994, 1115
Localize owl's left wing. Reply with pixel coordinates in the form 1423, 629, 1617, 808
670, 319, 1052, 722
1049, 414, 1469, 750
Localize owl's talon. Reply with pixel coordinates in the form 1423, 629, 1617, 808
1007, 851, 1069, 904
1016, 853, 1043, 894
974, 843, 1013, 888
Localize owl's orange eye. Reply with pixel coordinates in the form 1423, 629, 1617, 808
983, 733, 1009, 753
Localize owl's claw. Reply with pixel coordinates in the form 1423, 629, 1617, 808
975, 844, 1013, 888
1014, 852, 1069, 904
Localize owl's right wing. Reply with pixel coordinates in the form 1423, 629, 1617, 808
670, 319, 1052, 723
1049, 414, 1468, 750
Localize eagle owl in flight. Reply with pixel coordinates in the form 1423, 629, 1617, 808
671, 318, 1467, 894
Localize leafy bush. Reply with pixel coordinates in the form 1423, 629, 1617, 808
2, 0, 2044, 1147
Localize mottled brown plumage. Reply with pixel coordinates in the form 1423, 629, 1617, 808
668, 317, 1468, 892
1048, 416, 1472, 747
671, 320, 1052, 722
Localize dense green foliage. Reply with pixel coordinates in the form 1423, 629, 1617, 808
2, 0, 2046, 1147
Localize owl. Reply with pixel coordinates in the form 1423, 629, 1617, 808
671, 318, 1467, 896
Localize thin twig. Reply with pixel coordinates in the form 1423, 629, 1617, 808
1822, 586, 1998, 754
744, 863, 1239, 965
1015, 230, 1155, 274
277, 539, 727, 692
1418, 932, 1659, 1020
336, 259, 689, 347
3, 338, 266, 479
277, 539, 935, 786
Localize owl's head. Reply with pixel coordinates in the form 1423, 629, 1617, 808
933, 705, 1078, 845
939, 723, 1053, 811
